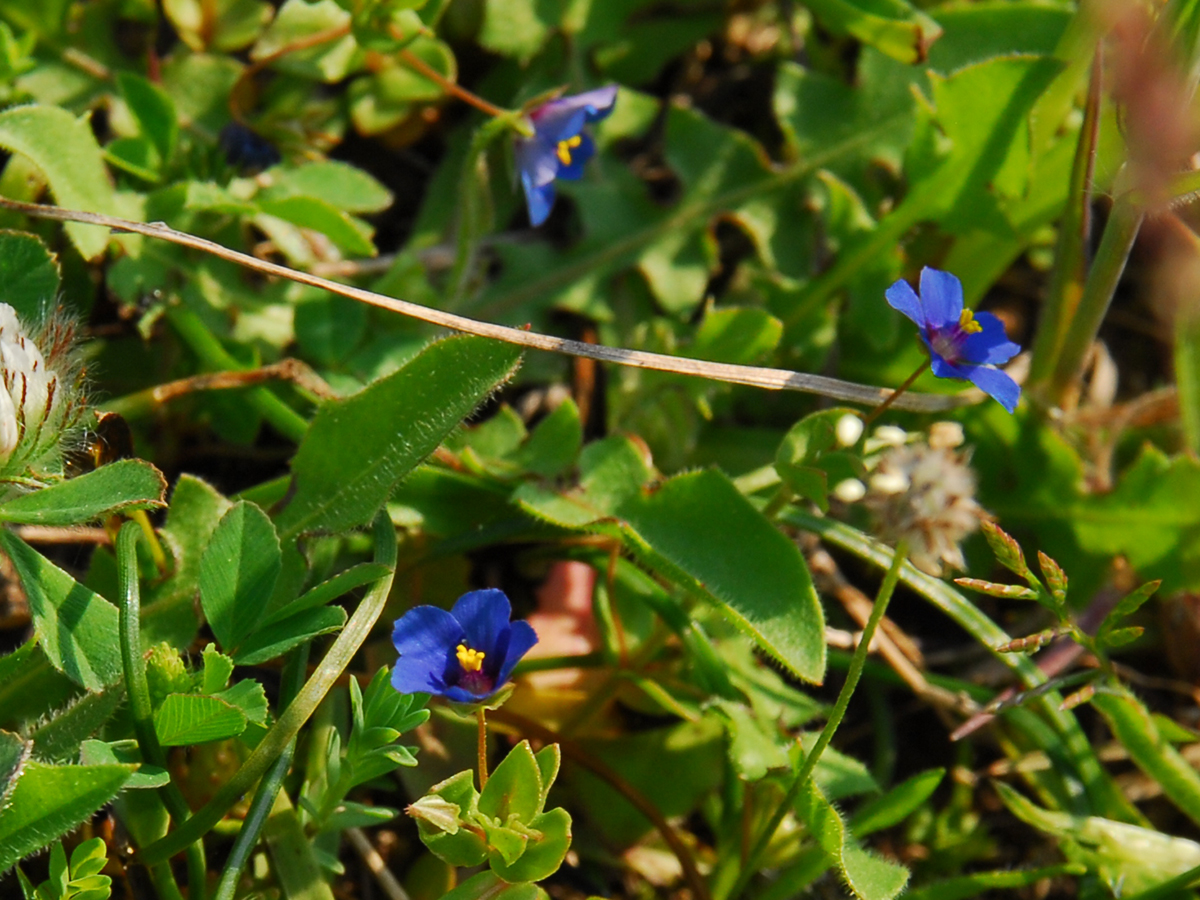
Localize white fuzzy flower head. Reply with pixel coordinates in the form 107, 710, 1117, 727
864, 437, 984, 576
0, 304, 85, 478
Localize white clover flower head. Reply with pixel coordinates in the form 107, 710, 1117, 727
835, 413, 864, 448
0, 304, 85, 478
833, 477, 866, 503
928, 421, 965, 450
864, 435, 984, 576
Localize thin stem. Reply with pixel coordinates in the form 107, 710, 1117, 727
1026, 48, 1102, 388
164, 305, 309, 443
477, 708, 489, 789
139, 512, 398, 866
862, 360, 930, 427
116, 522, 208, 900
398, 48, 509, 118
727, 539, 909, 900
1045, 193, 1143, 405
211, 646, 310, 900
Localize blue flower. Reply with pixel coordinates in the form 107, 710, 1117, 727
391, 589, 538, 703
516, 86, 618, 226
886, 267, 1022, 413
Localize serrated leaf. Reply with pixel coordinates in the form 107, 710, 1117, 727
0, 460, 166, 526
0, 105, 115, 259
0, 761, 133, 872
200, 501, 281, 652
0, 532, 122, 691
153, 693, 248, 746
275, 335, 521, 540
0, 230, 59, 324
214, 679, 269, 725
0, 728, 29, 807
232, 605, 347, 666
795, 779, 909, 900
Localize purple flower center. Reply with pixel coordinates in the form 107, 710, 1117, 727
455, 643, 494, 696
929, 310, 983, 365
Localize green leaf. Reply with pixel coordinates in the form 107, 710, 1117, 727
140, 475, 233, 649
996, 782, 1200, 894
201, 644, 234, 695
803, 0, 942, 64
153, 693, 248, 746
163, 0, 273, 51
1092, 686, 1200, 830
29, 688, 123, 763
0, 532, 122, 691
232, 606, 347, 666
513, 398, 582, 478
200, 501, 282, 652
0, 460, 167, 526
478, 0, 552, 62
251, 0, 357, 82
795, 779, 909, 900
256, 195, 376, 257
0, 761, 133, 872
79, 740, 169, 789
0, 105, 115, 259
713, 699, 791, 781
214, 679, 269, 725
348, 35, 456, 135
274, 335, 521, 540
903, 865, 1087, 900
850, 769, 944, 836
616, 470, 826, 683
262, 161, 392, 214
115, 71, 178, 166
0, 230, 59, 324
261, 562, 391, 626
488, 806, 572, 883
478, 740, 542, 826
0, 728, 29, 807
414, 769, 489, 866
294, 292, 367, 367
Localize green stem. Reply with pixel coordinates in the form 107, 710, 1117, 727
1026, 49, 1102, 388
726, 540, 909, 900
211, 646, 310, 900
138, 512, 398, 866
1044, 194, 1143, 403
165, 305, 309, 442
116, 522, 208, 900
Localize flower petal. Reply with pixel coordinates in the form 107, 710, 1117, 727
516, 137, 559, 190
885, 278, 926, 328
918, 267, 963, 328
960, 311, 1020, 365
965, 365, 1021, 413
929, 353, 971, 381
391, 605, 464, 695
521, 167, 556, 226
531, 86, 617, 132
493, 620, 539, 688
452, 589, 512, 657
442, 684, 485, 704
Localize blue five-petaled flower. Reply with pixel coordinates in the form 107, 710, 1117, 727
886, 267, 1022, 413
516, 85, 618, 227
391, 589, 538, 703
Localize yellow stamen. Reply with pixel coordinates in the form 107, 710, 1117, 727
958, 309, 983, 335
457, 644, 486, 672
556, 134, 583, 166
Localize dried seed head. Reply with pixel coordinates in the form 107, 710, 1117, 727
0, 304, 86, 479
864, 437, 985, 576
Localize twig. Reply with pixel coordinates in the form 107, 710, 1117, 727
346, 828, 411, 900
0, 198, 969, 412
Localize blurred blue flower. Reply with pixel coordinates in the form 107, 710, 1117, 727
516, 86, 618, 226
886, 267, 1022, 413
391, 589, 538, 703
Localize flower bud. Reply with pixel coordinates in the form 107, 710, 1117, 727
835, 414, 864, 448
